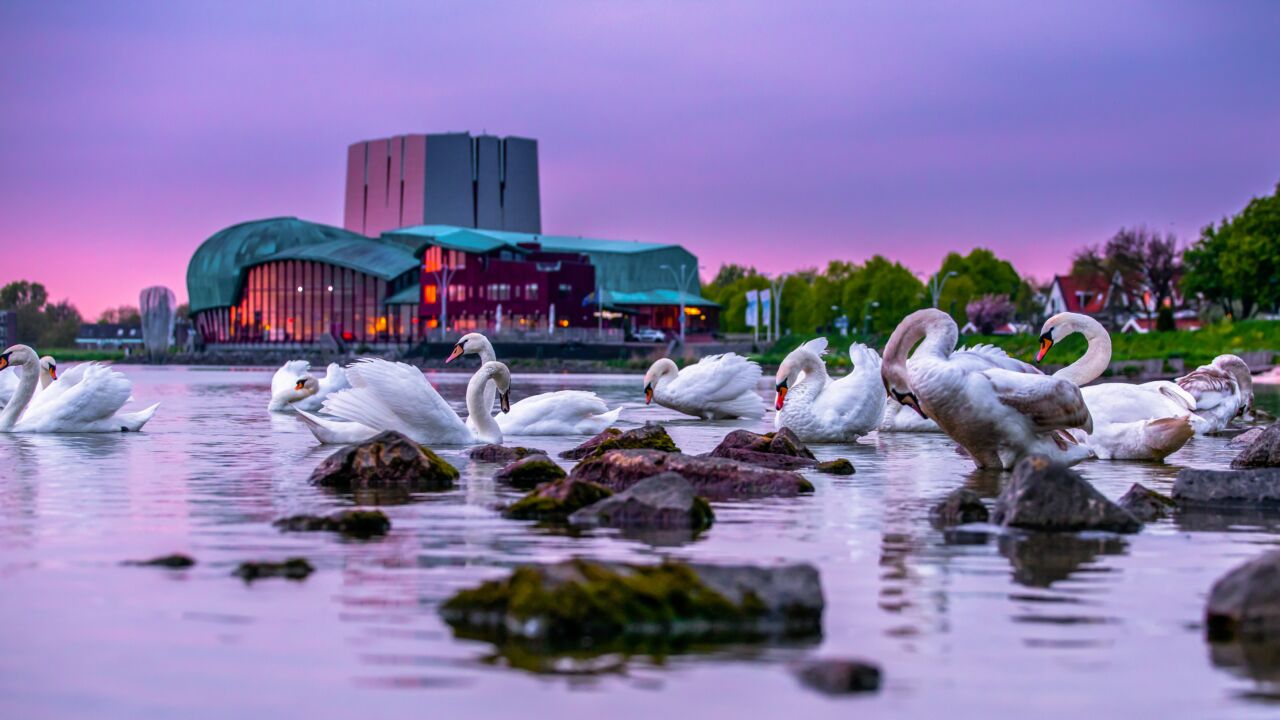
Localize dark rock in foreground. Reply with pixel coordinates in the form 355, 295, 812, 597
794, 659, 882, 695
930, 488, 989, 527
707, 427, 819, 469
991, 455, 1141, 533
310, 431, 458, 492
440, 559, 823, 646
570, 449, 814, 500
273, 510, 390, 538
504, 477, 612, 521
123, 554, 195, 569
468, 444, 548, 464
1228, 427, 1266, 449
1117, 483, 1177, 522
494, 455, 566, 490
1232, 423, 1280, 469
815, 458, 855, 475
559, 423, 680, 460
1206, 549, 1280, 642
233, 558, 314, 582
570, 472, 713, 531
1173, 468, 1280, 508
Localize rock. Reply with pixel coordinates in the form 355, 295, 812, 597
930, 488, 989, 527
569, 472, 714, 530
272, 510, 390, 538
559, 423, 680, 460
570, 449, 814, 500
232, 558, 314, 582
494, 455, 567, 490
468, 444, 548, 464
1173, 468, 1280, 508
123, 554, 195, 569
309, 431, 458, 492
990, 455, 1141, 533
1206, 549, 1280, 641
793, 659, 882, 695
1232, 423, 1280, 469
1228, 427, 1266, 449
504, 477, 613, 521
706, 428, 818, 469
440, 559, 823, 646
1117, 483, 1176, 522
815, 458, 855, 475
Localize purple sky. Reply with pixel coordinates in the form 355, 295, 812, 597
2, 1, 1278, 318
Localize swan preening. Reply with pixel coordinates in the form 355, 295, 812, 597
774, 339, 885, 442
267, 360, 350, 413
0, 345, 159, 433
642, 354, 765, 420
1176, 354, 1254, 434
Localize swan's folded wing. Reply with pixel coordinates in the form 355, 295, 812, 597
29, 362, 95, 410
324, 359, 465, 439
1140, 380, 1197, 411
667, 353, 762, 403
954, 344, 1043, 375
24, 364, 131, 427
318, 363, 351, 394
984, 367, 1092, 433
1176, 367, 1236, 410
499, 390, 611, 432
272, 360, 312, 398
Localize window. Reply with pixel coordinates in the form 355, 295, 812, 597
486, 283, 511, 301
558, 283, 573, 294
525, 283, 539, 300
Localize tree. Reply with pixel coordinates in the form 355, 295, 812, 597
41, 301, 82, 347
1183, 182, 1280, 319
97, 305, 141, 325
0, 280, 83, 348
1072, 227, 1181, 325
966, 294, 1014, 334
842, 256, 926, 336
929, 248, 1024, 325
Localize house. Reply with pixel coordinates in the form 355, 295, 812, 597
1044, 272, 1193, 331
76, 323, 144, 350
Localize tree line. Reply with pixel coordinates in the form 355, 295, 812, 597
0, 280, 189, 348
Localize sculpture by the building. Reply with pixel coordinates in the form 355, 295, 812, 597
139, 286, 177, 359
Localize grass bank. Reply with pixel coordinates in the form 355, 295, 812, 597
36, 347, 127, 362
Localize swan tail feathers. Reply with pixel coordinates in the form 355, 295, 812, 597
847, 342, 882, 371
116, 403, 160, 431
1143, 416, 1194, 460
800, 337, 829, 356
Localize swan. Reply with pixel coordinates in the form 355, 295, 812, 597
267, 360, 350, 413
0, 345, 159, 433
878, 343, 1036, 433
1175, 355, 1253, 434
1036, 313, 1194, 460
0, 355, 56, 409
297, 359, 512, 445
642, 354, 764, 420
881, 309, 1094, 470
445, 333, 622, 435
774, 338, 885, 442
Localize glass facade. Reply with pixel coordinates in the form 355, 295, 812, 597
194, 260, 420, 345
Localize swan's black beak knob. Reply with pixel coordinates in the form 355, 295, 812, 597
499, 389, 511, 414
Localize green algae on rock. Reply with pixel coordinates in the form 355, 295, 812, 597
495, 455, 567, 490
570, 449, 814, 500
569, 472, 714, 531
559, 423, 681, 460
233, 558, 315, 582
504, 478, 613, 521
309, 431, 458, 492
273, 510, 391, 538
469, 444, 550, 464
814, 458, 855, 475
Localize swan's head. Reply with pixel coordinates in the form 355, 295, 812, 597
447, 333, 490, 363
643, 358, 679, 405
40, 356, 57, 381
880, 311, 935, 419
290, 376, 320, 401
1036, 313, 1081, 363
774, 338, 827, 410
479, 360, 512, 413
0, 345, 37, 373
1213, 354, 1254, 415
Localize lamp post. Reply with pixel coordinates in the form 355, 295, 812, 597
660, 263, 698, 343
929, 271, 958, 309
863, 300, 880, 337
768, 274, 787, 342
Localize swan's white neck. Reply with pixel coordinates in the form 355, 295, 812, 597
1054, 316, 1111, 386
793, 352, 829, 388
916, 313, 959, 360
466, 369, 502, 442
0, 357, 38, 430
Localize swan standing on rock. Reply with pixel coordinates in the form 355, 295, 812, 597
881, 309, 1094, 470
298, 359, 512, 445
1036, 313, 1194, 460
774, 338, 885, 442
642, 353, 765, 420
445, 333, 621, 435
1175, 355, 1254, 434
0, 345, 159, 432
267, 360, 350, 413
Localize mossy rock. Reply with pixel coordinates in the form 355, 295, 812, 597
815, 458, 855, 475
570, 449, 815, 500
560, 424, 680, 459
504, 478, 613, 521
569, 472, 714, 531
495, 455, 567, 490
309, 431, 458, 492
273, 510, 391, 538
232, 558, 314, 582
469, 444, 549, 464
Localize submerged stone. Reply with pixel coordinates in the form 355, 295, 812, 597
1206, 549, 1280, 642
794, 659, 882, 695
309, 431, 458, 492
1232, 423, 1280, 469
991, 455, 1141, 533
272, 510, 391, 538
569, 472, 714, 531
999, 533, 1128, 588
930, 488, 989, 527
815, 458, 855, 475
1173, 468, 1280, 508
570, 449, 813, 501
559, 423, 680, 460
495, 455, 567, 490
1228, 427, 1265, 449
468, 444, 549, 464
707, 427, 818, 469
233, 558, 314, 582
123, 553, 196, 569
504, 477, 613, 521
1117, 483, 1176, 522
440, 559, 823, 647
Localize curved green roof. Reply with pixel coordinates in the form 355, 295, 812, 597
187, 217, 419, 313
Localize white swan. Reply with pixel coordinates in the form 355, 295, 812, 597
879, 343, 1035, 433
446, 333, 621, 435
1036, 313, 1194, 460
267, 360, 350, 413
0, 355, 56, 409
1175, 355, 1253, 434
297, 359, 511, 445
774, 338, 885, 442
642, 354, 764, 420
881, 309, 1094, 470
0, 345, 159, 433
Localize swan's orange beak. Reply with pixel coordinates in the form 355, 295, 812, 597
295, 379, 306, 390
0, 355, 8, 372
445, 344, 464, 363
49, 367, 57, 380
644, 385, 654, 405
775, 382, 788, 411
1035, 334, 1053, 363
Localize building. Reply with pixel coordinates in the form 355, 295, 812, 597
187, 132, 718, 348
1044, 273, 1200, 333
76, 323, 144, 350
0, 310, 16, 347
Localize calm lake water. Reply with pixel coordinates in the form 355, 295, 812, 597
1, 366, 1278, 719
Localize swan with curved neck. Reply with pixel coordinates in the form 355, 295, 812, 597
774, 338, 884, 441
0, 344, 159, 433
1036, 313, 1112, 385
881, 309, 1093, 470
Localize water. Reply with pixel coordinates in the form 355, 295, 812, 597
0, 367, 1277, 718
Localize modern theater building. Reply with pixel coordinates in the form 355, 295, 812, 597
187, 133, 717, 347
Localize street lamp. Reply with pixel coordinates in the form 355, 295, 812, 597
863, 300, 880, 337
929, 271, 958, 309
767, 274, 787, 342
660, 263, 698, 343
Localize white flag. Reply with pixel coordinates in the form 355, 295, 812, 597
745, 290, 759, 327
760, 289, 772, 327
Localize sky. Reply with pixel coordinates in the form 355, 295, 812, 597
1, 1, 1278, 318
